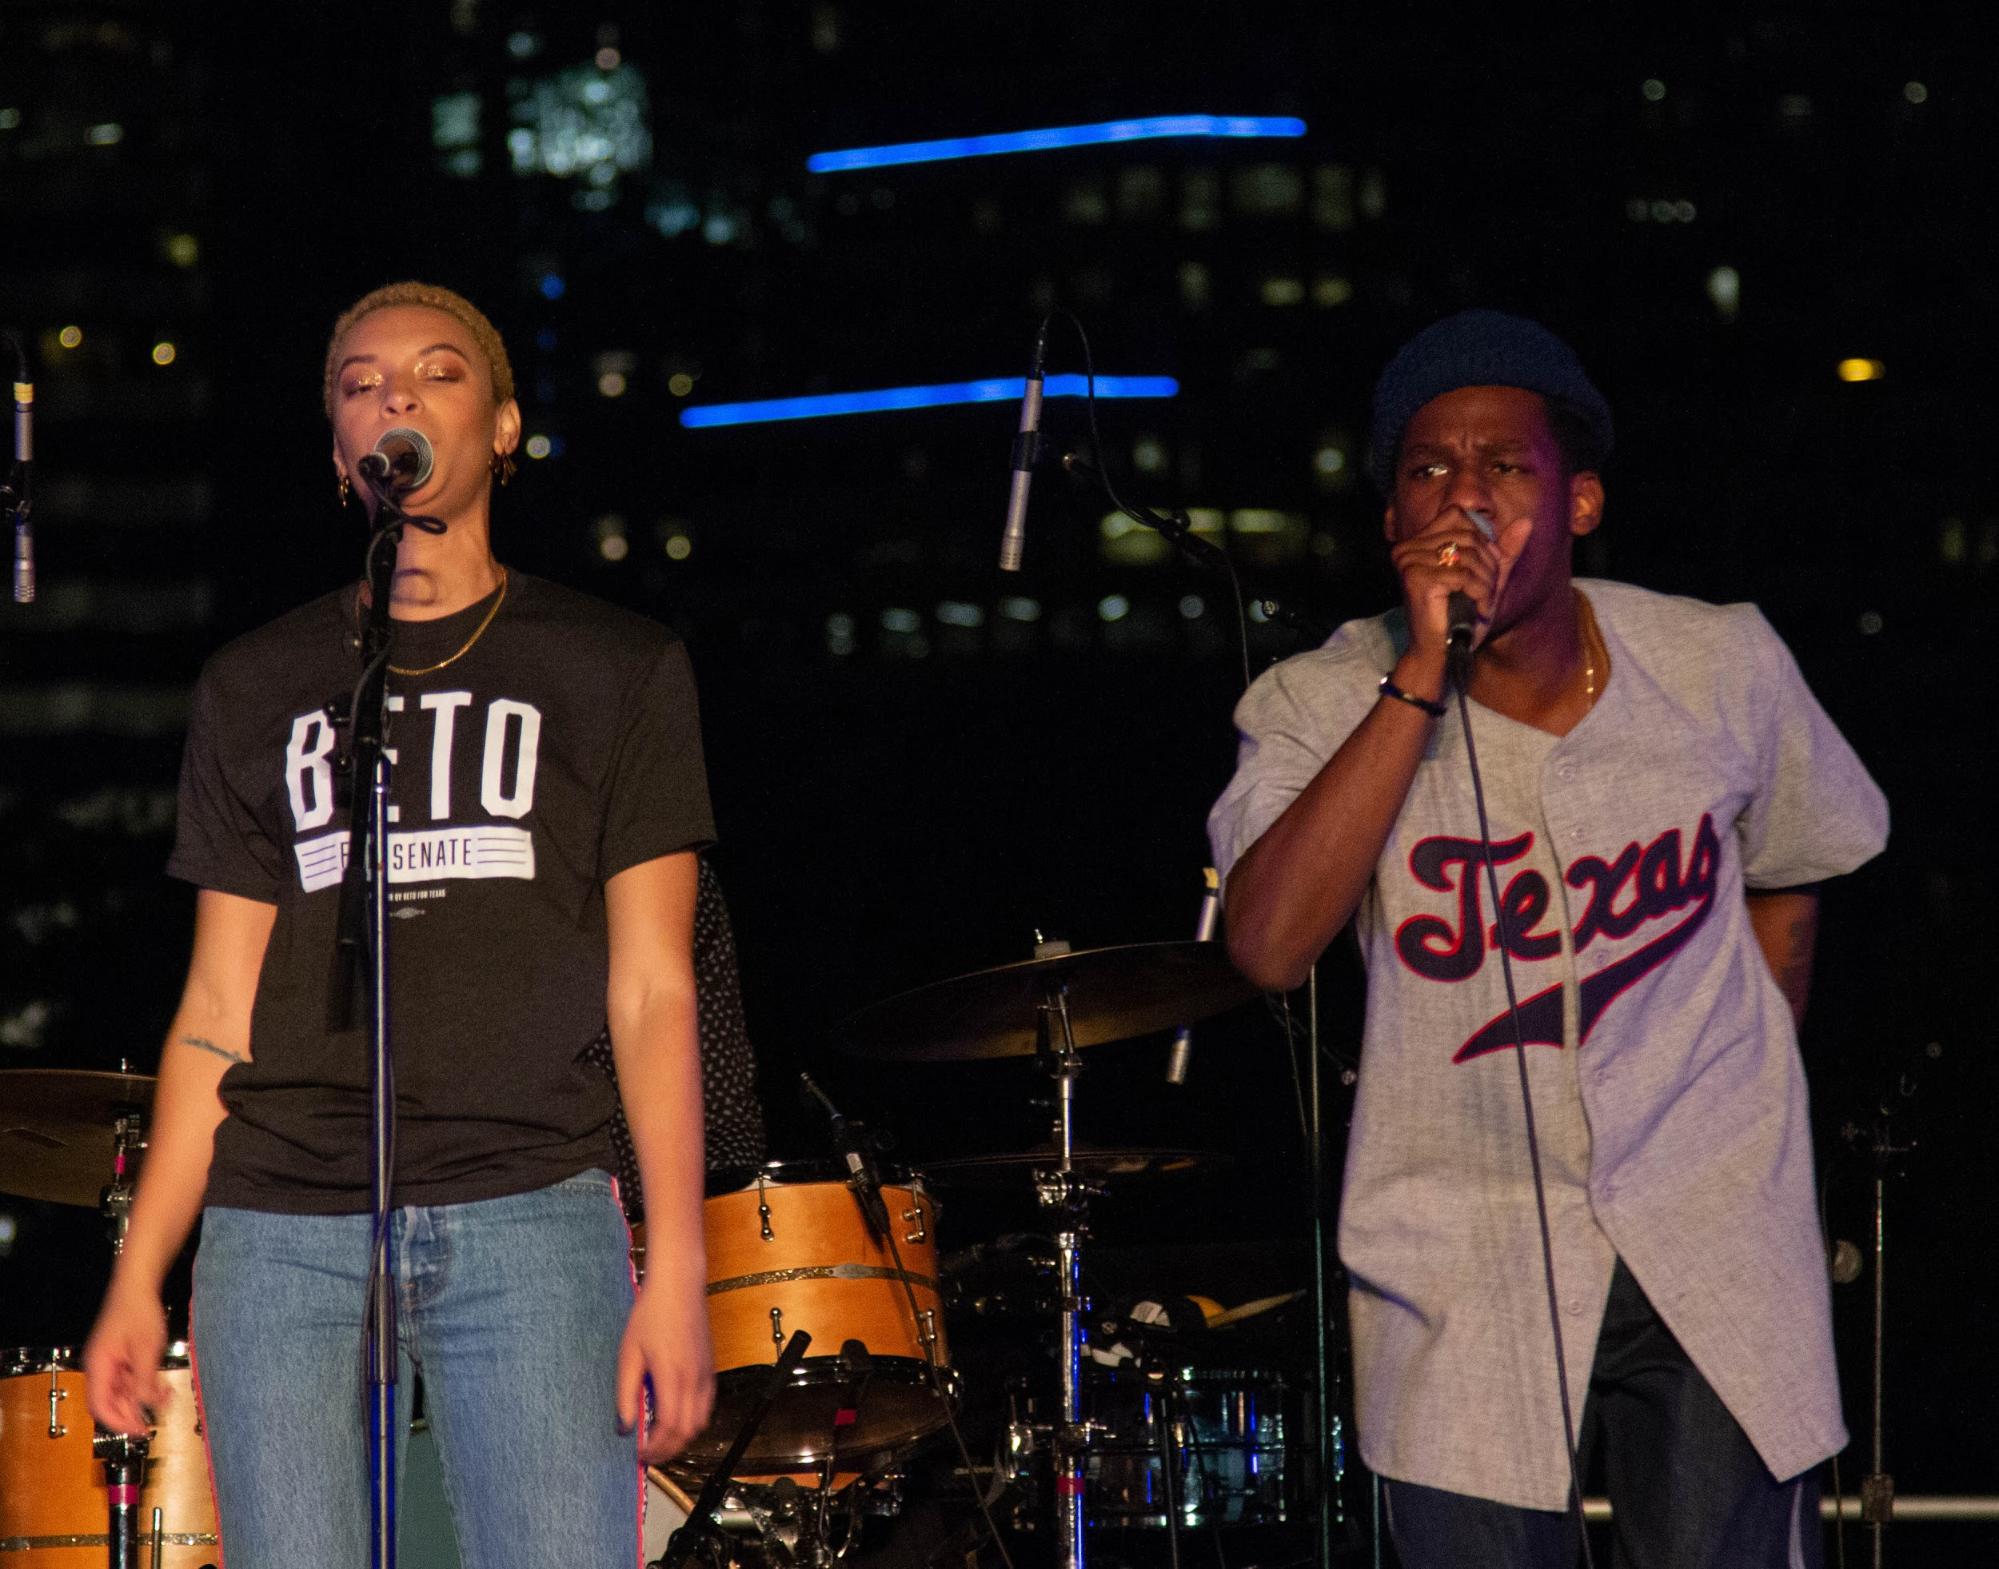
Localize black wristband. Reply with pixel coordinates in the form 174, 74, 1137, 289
1378, 674, 1446, 718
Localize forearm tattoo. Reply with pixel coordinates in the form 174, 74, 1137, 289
177, 1034, 248, 1064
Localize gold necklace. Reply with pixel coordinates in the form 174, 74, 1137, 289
1577, 591, 1602, 702
375, 568, 510, 677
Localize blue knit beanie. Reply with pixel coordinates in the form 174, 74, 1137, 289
1367, 309, 1613, 494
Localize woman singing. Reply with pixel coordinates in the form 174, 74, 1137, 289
85, 280, 715, 1566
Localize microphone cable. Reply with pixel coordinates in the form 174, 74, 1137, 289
1051, 309, 1253, 694
1449, 665, 1597, 1569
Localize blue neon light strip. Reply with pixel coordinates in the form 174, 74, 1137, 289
680, 374, 1178, 429
806, 114, 1307, 174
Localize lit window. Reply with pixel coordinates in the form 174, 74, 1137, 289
1231, 163, 1303, 216
1311, 164, 1354, 230
1707, 266, 1741, 321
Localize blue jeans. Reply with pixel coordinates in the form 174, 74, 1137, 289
1385, 1259, 1823, 1569
192, 1170, 641, 1569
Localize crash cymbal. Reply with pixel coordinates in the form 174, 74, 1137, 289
835, 941, 1254, 1061
0, 1069, 155, 1207
923, 1143, 1225, 1186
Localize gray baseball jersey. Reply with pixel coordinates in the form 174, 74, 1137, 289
1208, 579, 1888, 1511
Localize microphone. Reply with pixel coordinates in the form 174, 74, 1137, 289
357, 426, 434, 494
1445, 506, 1498, 674
4, 329, 32, 604
1165, 867, 1222, 1085
798, 1073, 890, 1239
997, 320, 1050, 572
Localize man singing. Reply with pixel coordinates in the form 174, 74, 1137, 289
1209, 310, 1887, 1567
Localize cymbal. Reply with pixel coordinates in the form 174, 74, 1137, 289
1205, 1289, 1307, 1328
0, 1069, 155, 1207
923, 1143, 1225, 1186
835, 941, 1255, 1061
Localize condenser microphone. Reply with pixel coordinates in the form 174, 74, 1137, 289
4, 330, 32, 603
1165, 867, 1223, 1086
997, 320, 1050, 572
357, 426, 434, 494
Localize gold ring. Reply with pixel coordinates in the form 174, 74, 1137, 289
1437, 542, 1461, 568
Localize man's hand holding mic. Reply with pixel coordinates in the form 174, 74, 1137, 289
1390, 505, 1533, 682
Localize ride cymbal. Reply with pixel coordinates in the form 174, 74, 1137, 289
835, 941, 1254, 1061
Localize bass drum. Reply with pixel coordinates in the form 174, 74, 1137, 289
0, 1345, 219, 1568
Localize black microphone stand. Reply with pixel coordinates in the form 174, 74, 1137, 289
332, 480, 431, 1569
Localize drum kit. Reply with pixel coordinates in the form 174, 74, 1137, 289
0, 937, 1336, 1569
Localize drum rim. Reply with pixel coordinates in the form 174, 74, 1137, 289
705, 1158, 924, 1195
2, 1341, 190, 1377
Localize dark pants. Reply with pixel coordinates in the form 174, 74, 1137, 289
1385, 1259, 1823, 1569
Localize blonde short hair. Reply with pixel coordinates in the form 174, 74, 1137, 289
322, 281, 516, 421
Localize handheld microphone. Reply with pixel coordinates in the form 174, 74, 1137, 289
4, 329, 32, 604
997, 320, 1050, 572
1445, 507, 1498, 675
1165, 867, 1223, 1086
357, 426, 434, 494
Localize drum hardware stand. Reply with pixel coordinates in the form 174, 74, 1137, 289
99, 1110, 145, 1254
91, 1429, 150, 1569
1028, 938, 1102, 1569
663, 1329, 814, 1569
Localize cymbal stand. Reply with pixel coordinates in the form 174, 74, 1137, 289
1030, 959, 1097, 1569
99, 1110, 145, 1254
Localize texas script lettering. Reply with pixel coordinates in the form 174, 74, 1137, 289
1392, 814, 1722, 1062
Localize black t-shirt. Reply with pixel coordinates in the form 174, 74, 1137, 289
169, 570, 716, 1213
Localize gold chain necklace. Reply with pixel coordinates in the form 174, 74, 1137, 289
1577, 591, 1602, 702
366, 568, 510, 677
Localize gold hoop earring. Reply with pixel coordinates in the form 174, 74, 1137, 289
337, 473, 352, 508
491, 450, 517, 487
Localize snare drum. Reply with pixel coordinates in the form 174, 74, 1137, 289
1085, 1367, 1289, 1529
677, 1161, 954, 1476
0, 1345, 220, 1567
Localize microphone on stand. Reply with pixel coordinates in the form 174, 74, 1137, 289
997, 320, 1050, 572
357, 426, 435, 495
799, 1073, 890, 1240
1165, 867, 1223, 1086
3, 329, 33, 604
